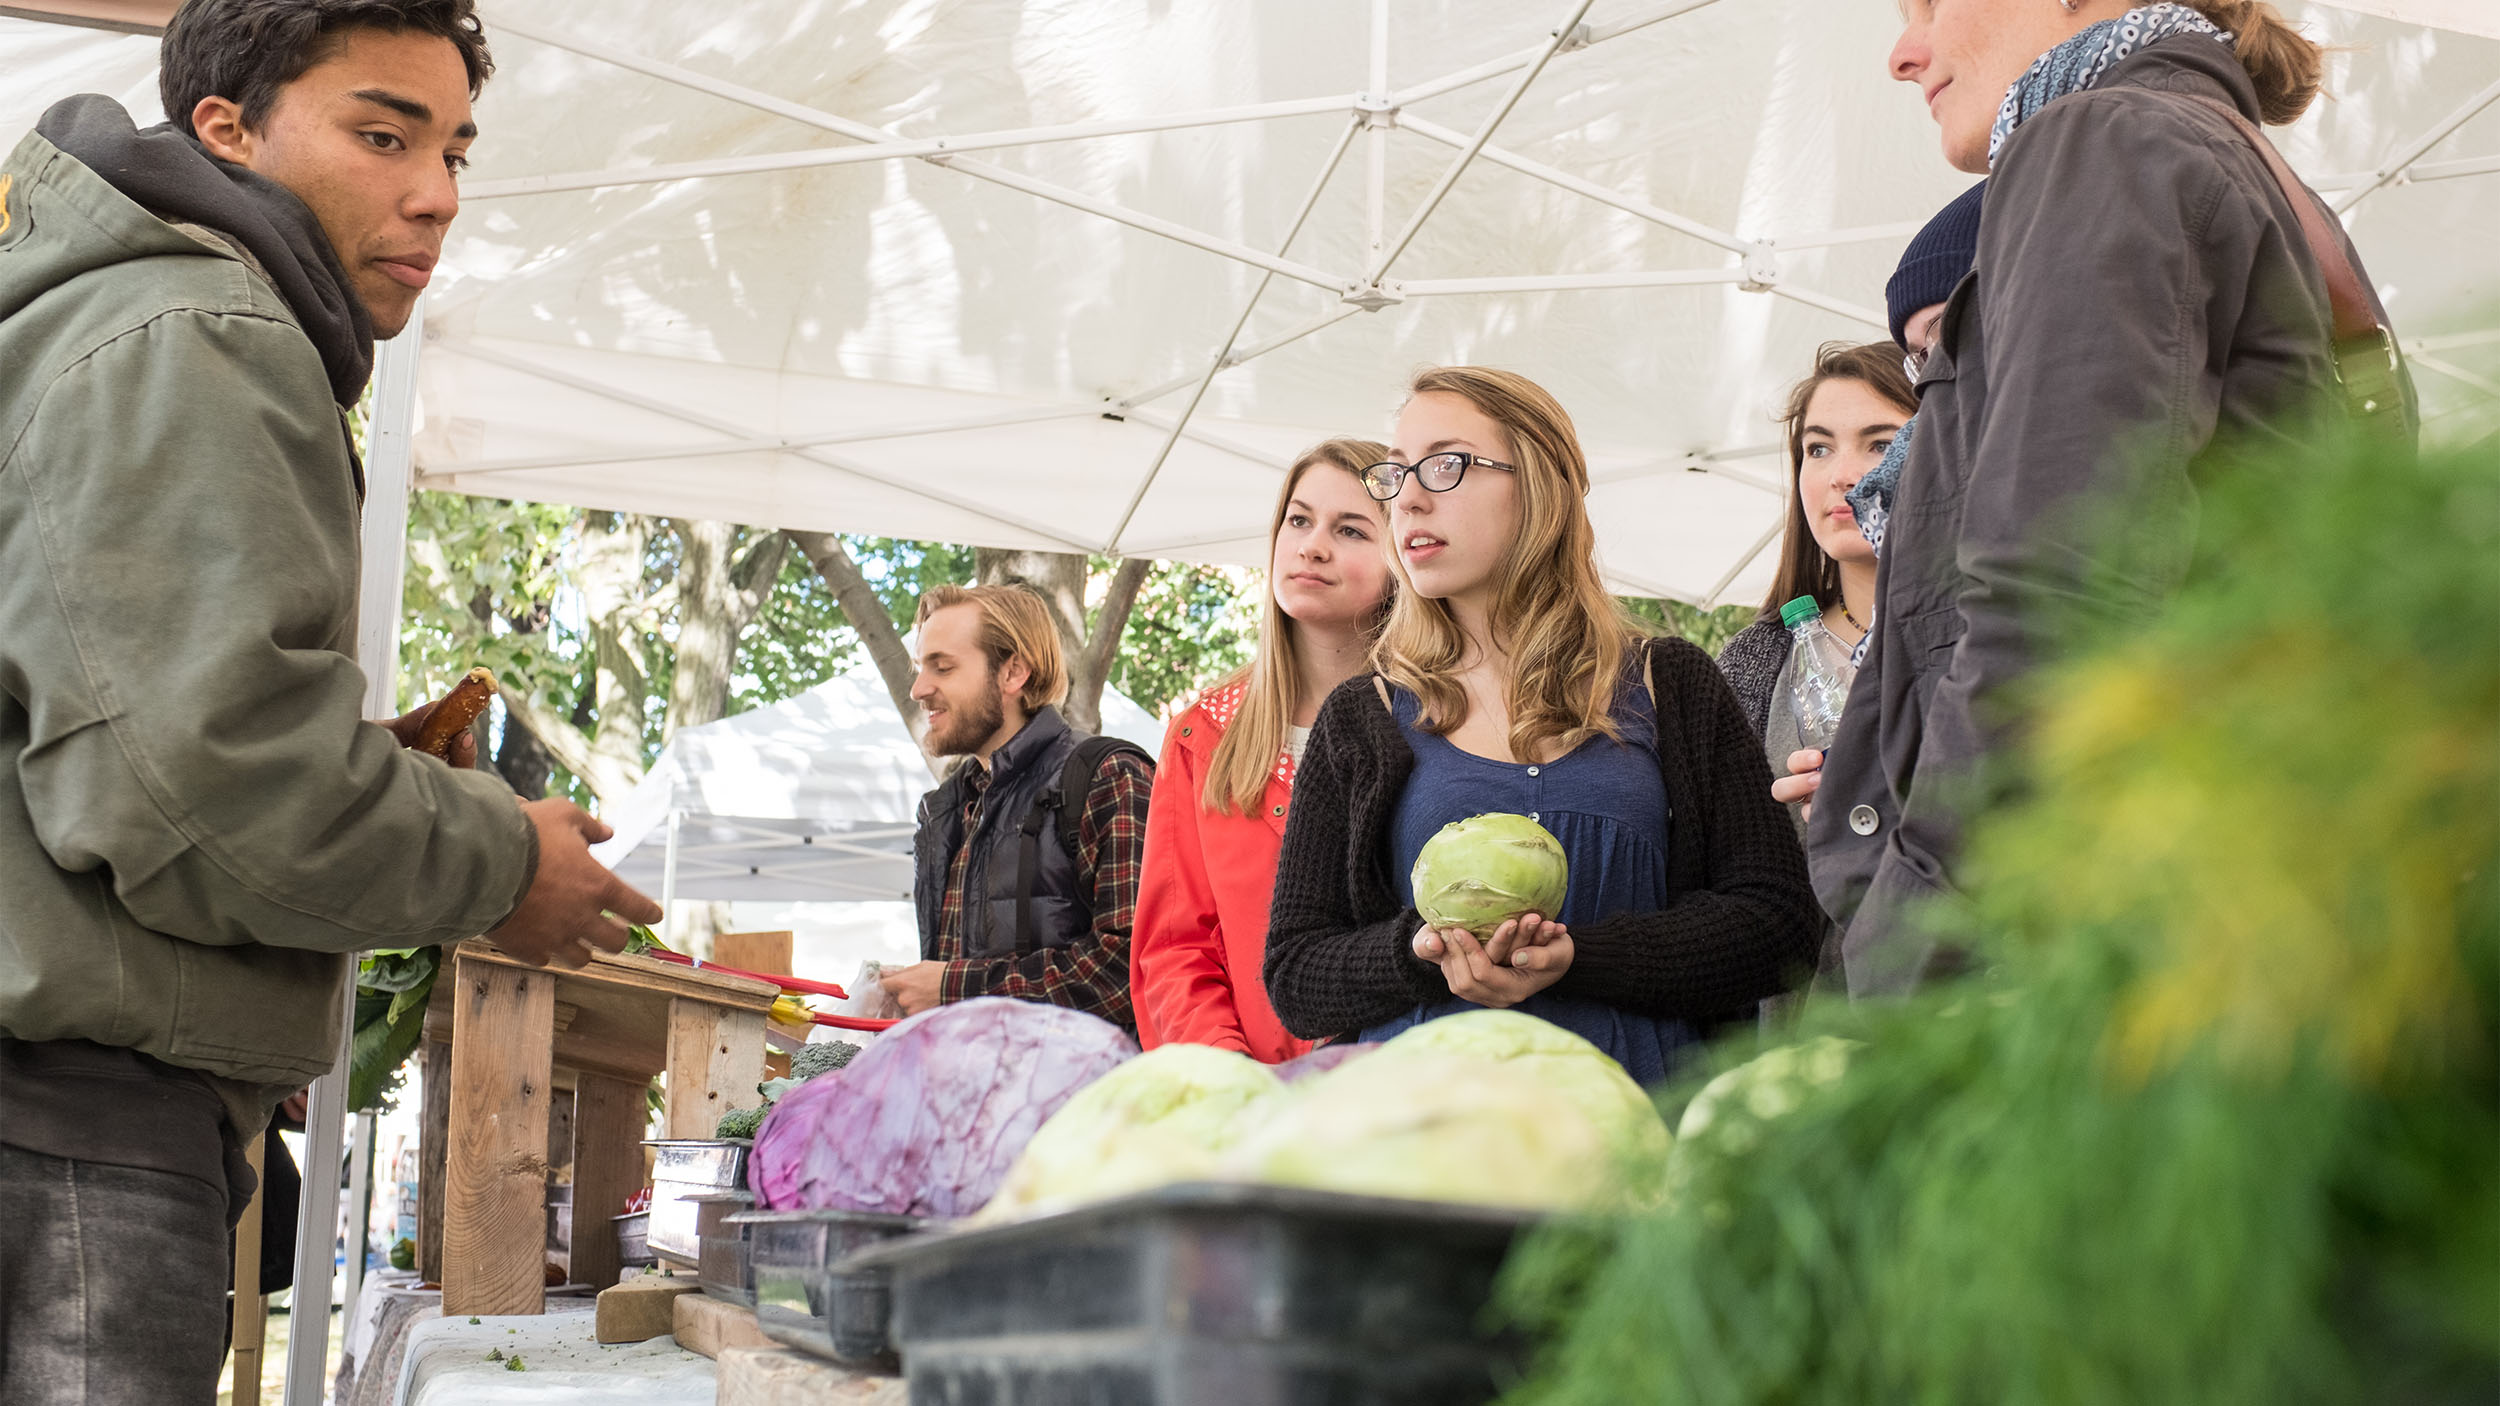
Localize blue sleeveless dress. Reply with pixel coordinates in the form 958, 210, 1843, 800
1360, 679, 1700, 1085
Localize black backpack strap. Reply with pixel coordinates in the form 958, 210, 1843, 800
1013, 733, 1154, 947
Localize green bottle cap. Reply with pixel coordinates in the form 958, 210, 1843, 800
1780, 595, 1821, 630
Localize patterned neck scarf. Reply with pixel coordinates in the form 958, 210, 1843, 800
1987, 4, 2235, 168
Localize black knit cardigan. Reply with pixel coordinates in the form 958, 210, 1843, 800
1261, 637, 1823, 1041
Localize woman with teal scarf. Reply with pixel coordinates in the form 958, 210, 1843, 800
1803, 0, 2419, 995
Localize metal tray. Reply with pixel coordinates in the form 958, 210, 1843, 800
732, 1207, 926, 1369
646, 1139, 752, 1266
688, 1191, 757, 1305
841, 1181, 1541, 1406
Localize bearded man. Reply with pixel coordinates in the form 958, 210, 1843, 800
885, 585, 1152, 1028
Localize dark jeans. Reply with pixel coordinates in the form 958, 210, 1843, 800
0, 1144, 229, 1406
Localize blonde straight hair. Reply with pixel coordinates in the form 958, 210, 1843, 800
1202, 437, 1392, 814
1375, 366, 1648, 763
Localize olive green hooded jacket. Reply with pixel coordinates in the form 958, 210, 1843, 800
0, 120, 535, 1141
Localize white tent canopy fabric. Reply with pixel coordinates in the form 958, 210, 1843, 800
5, 1, 2496, 609
589, 664, 1164, 903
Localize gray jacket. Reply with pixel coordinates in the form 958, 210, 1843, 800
1807, 41, 2415, 994
0, 119, 535, 1143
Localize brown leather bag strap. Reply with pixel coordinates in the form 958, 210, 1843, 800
2169, 93, 2404, 420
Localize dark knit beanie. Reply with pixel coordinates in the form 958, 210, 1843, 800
1886, 181, 1986, 351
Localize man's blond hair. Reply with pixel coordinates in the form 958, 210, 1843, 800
914, 584, 1069, 709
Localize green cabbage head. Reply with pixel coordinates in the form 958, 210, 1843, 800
1234, 1050, 1614, 1211
1372, 1010, 1670, 1177
1411, 813, 1569, 936
974, 1044, 1285, 1222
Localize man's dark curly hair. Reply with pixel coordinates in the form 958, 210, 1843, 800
159, 0, 493, 136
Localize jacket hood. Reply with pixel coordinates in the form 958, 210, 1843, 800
21, 94, 373, 405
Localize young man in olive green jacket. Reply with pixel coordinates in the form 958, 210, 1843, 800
0, 2, 661, 1397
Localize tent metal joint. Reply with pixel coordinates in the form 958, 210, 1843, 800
1740, 247, 1780, 292
1341, 280, 1406, 311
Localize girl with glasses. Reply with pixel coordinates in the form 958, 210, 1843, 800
1261, 367, 1821, 1083
1131, 439, 1395, 1063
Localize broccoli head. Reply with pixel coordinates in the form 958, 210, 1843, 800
790, 1039, 861, 1082
714, 1105, 767, 1140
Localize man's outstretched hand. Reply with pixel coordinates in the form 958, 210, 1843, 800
487, 800, 663, 969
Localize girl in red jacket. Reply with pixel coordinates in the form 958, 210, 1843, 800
1132, 438, 1393, 1061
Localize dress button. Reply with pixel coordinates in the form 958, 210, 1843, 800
1271, 805, 1285, 817
1529, 811, 1540, 822
1848, 804, 1879, 837
1181, 726, 1192, 737
1526, 765, 1540, 777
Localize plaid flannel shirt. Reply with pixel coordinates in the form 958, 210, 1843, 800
929, 748, 1149, 1028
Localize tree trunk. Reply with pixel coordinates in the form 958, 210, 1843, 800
973, 548, 1151, 734
664, 521, 789, 741
785, 530, 929, 762
492, 701, 555, 800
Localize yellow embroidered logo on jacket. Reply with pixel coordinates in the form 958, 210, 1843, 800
0, 174, 14, 238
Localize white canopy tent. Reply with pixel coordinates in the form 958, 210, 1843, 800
4, 3, 2498, 1400
6, 0, 2498, 611
589, 664, 1164, 905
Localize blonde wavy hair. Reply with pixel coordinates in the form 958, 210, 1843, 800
1374, 366, 1649, 762
1202, 437, 1392, 813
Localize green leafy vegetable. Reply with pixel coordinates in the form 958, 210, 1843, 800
1493, 427, 2500, 1403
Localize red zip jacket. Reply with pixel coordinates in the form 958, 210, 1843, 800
1131, 682, 1314, 1064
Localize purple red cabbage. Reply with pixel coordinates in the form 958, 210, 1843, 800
750, 998, 1136, 1218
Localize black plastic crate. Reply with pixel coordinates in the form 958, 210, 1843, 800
843, 1181, 1541, 1406
733, 1206, 925, 1369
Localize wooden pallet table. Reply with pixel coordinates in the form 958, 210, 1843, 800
424, 939, 778, 1316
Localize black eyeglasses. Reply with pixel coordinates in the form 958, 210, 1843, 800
1359, 451, 1516, 502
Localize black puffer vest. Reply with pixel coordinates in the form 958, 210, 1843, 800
914, 707, 1092, 960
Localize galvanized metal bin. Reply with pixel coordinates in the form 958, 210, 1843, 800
690, 1190, 758, 1306
733, 1207, 925, 1369
644, 1138, 751, 1268
842, 1181, 1540, 1406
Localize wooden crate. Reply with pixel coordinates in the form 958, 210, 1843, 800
424, 940, 778, 1316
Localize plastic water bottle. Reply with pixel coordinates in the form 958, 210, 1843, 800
1781, 595, 1854, 751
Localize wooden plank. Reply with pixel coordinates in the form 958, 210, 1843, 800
228, 1134, 269, 1399
417, 1038, 451, 1284
672, 1290, 775, 1359
456, 939, 779, 1011
713, 930, 794, 976
568, 1072, 647, 1293
594, 1275, 699, 1344
441, 954, 556, 1316
715, 1346, 908, 1405
665, 997, 768, 1140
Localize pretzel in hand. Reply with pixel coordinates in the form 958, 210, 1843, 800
412, 667, 499, 761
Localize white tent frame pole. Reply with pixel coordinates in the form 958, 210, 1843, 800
489, 18, 1352, 292
1771, 283, 1890, 330
1766, 220, 1927, 250
1702, 515, 1788, 609
2411, 352, 2500, 398
1362, 0, 1599, 289
1365, 0, 1391, 264
2412, 329, 2500, 353
434, 340, 1102, 551
462, 94, 1356, 201
437, 405, 1101, 481
1120, 407, 1296, 472
340, 1109, 375, 1326
280, 301, 421, 1406
1402, 269, 1748, 296
1387, 0, 1724, 108
660, 808, 682, 942
1114, 306, 1366, 409
1104, 115, 1363, 552
1396, 112, 1758, 257
2332, 73, 2500, 214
